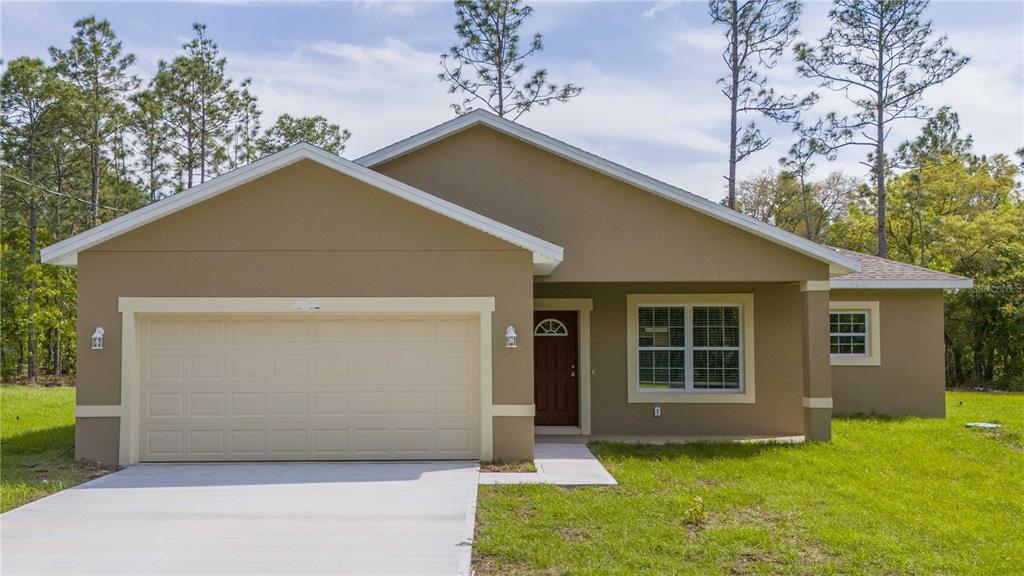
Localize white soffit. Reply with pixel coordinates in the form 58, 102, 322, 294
355, 110, 861, 276
40, 143, 564, 275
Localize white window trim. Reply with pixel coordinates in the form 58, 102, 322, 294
829, 301, 881, 366
627, 294, 755, 404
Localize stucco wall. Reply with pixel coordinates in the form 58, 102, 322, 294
75, 160, 536, 465
830, 289, 946, 417
373, 125, 830, 283
534, 282, 808, 437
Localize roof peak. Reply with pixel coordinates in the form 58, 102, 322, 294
41, 142, 563, 273
356, 112, 860, 276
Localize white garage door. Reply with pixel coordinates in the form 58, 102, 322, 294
137, 313, 480, 461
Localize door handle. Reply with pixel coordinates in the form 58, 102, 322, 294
571, 372, 576, 377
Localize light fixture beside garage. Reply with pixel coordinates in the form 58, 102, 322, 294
91, 327, 104, 350
505, 325, 518, 349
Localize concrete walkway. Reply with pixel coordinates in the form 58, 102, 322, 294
479, 443, 617, 486
1, 462, 479, 576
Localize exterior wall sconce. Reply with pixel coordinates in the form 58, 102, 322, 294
91, 327, 105, 350
505, 326, 518, 349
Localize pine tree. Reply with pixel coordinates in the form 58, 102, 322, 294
709, 0, 814, 209
439, 0, 582, 120
154, 24, 248, 189
1, 58, 64, 379
257, 114, 351, 156
49, 16, 138, 226
129, 90, 171, 202
794, 0, 968, 258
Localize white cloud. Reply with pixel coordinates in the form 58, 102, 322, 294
224, 38, 452, 157
642, 2, 679, 20
350, 1, 432, 18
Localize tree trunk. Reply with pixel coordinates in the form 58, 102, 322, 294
727, 0, 740, 210
27, 201, 38, 380
55, 326, 62, 376
92, 122, 101, 227
875, 22, 888, 259
26, 128, 39, 380
972, 302, 985, 385
801, 176, 813, 240
494, 12, 506, 118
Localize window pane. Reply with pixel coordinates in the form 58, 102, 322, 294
694, 349, 740, 389
693, 306, 740, 348
638, 306, 685, 349
654, 307, 669, 327
670, 307, 685, 326
639, 307, 654, 328
638, 346, 685, 389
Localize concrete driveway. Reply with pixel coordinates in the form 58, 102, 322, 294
1, 462, 479, 576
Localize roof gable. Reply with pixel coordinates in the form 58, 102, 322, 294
356, 110, 859, 276
41, 143, 563, 274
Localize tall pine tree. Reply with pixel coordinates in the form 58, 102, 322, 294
794, 0, 967, 258
439, 0, 582, 120
709, 0, 814, 209
49, 16, 138, 226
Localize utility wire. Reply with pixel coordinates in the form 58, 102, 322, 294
1, 171, 129, 213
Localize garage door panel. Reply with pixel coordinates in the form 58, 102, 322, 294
312, 392, 349, 415
231, 430, 267, 454
190, 319, 226, 343
138, 314, 480, 461
147, 355, 185, 381
189, 430, 226, 455
190, 393, 226, 416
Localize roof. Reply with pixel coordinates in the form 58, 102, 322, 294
40, 143, 565, 275
829, 247, 973, 289
355, 109, 861, 277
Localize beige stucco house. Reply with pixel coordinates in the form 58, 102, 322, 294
42, 111, 972, 467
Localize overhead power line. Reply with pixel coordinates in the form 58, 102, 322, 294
0, 171, 129, 213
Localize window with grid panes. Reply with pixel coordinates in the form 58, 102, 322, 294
830, 311, 868, 355
636, 304, 743, 392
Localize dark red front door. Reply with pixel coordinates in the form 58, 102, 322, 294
533, 310, 579, 427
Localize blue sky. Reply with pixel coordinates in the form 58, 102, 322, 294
3, 1, 1022, 201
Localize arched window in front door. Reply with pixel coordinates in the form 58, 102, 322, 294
535, 318, 569, 336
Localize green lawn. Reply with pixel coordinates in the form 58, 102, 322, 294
1, 385, 107, 512
474, 391, 1024, 575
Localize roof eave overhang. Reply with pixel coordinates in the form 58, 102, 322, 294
830, 278, 974, 289
41, 143, 564, 274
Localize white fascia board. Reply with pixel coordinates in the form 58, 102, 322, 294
830, 278, 974, 290
355, 110, 861, 276
41, 142, 563, 274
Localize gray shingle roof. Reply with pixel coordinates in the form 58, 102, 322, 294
829, 247, 973, 289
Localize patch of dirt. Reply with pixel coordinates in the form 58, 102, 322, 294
706, 506, 837, 572
555, 525, 590, 541
479, 460, 537, 473
80, 462, 116, 481
473, 555, 558, 576
989, 428, 1024, 453
731, 550, 784, 574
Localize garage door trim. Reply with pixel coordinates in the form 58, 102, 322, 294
114, 297, 506, 466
